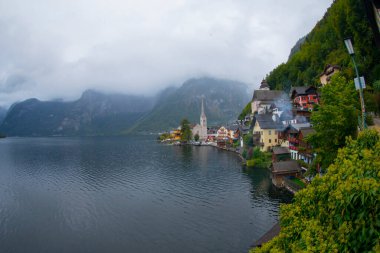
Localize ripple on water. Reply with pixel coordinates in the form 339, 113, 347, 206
0, 136, 291, 253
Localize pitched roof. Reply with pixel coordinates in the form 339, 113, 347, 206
252, 90, 286, 101
290, 123, 311, 131
272, 146, 290, 155
252, 222, 280, 248
300, 127, 315, 138
289, 86, 308, 96
289, 86, 318, 97
272, 160, 300, 173
255, 114, 284, 130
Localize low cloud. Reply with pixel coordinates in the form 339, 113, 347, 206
0, 0, 333, 107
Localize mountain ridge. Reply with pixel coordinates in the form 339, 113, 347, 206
0, 77, 250, 136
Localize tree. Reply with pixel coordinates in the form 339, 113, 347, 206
253, 130, 380, 253
194, 133, 200, 142
238, 102, 251, 120
180, 118, 192, 143
307, 75, 358, 169
243, 133, 254, 147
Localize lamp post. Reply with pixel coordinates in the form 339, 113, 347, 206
344, 38, 367, 130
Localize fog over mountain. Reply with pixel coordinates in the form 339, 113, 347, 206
0, 77, 250, 136
0, 0, 333, 107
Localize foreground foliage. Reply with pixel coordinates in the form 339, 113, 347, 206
308, 75, 358, 170
246, 148, 271, 169
252, 130, 380, 252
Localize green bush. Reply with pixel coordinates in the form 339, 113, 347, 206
243, 133, 254, 147
252, 130, 380, 252
246, 160, 255, 167
242, 149, 247, 159
366, 114, 374, 126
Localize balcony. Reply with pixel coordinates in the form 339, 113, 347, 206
288, 137, 299, 144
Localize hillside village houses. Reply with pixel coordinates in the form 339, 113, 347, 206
165, 78, 318, 178
319, 64, 341, 86
289, 86, 319, 110
253, 114, 284, 151
251, 80, 287, 114
248, 78, 319, 180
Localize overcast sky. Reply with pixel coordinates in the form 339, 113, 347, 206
0, 0, 333, 107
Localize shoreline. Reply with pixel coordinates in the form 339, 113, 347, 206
164, 140, 247, 164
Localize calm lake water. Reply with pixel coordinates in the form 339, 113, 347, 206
0, 136, 291, 253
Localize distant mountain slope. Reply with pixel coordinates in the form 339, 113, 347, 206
288, 35, 307, 60
0, 90, 154, 136
267, 0, 380, 90
0, 107, 7, 125
0, 78, 250, 136
130, 77, 250, 133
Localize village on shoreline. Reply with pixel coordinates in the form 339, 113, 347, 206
159, 66, 344, 194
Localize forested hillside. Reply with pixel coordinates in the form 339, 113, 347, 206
266, 0, 380, 92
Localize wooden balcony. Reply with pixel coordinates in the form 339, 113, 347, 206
288, 137, 299, 144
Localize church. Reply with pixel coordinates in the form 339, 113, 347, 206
191, 98, 207, 142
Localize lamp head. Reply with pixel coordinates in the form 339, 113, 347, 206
344, 37, 355, 55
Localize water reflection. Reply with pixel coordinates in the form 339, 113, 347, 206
0, 137, 291, 253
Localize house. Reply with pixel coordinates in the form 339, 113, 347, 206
207, 127, 218, 142
319, 64, 341, 86
251, 80, 288, 114
253, 114, 285, 151
272, 147, 291, 163
289, 86, 319, 111
170, 128, 181, 141
271, 160, 301, 187
227, 124, 240, 140
216, 126, 229, 148
217, 126, 228, 139
297, 127, 316, 165
279, 123, 315, 166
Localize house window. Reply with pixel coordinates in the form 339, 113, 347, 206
275, 139, 277, 142
269, 139, 271, 143
268, 130, 271, 135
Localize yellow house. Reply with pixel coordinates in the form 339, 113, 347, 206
170, 128, 181, 141
253, 114, 284, 151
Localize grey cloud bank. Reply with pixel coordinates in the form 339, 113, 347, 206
0, 0, 333, 107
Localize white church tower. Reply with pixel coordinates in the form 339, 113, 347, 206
200, 97, 207, 141
192, 97, 208, 142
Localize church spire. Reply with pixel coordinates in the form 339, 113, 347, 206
201, 97, 206, 117
200, 96, 207, 129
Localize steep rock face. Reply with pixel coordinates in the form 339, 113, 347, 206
131, 77, 250, 133
0, 90, 154, 136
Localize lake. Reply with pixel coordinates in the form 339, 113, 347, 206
0, 136, 292, 253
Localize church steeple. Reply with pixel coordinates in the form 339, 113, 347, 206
200, 97, 207, 130
259, 79, 270, 90
201, 97, 206, 118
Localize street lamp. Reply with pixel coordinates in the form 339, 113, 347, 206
344, 37, 367, 130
